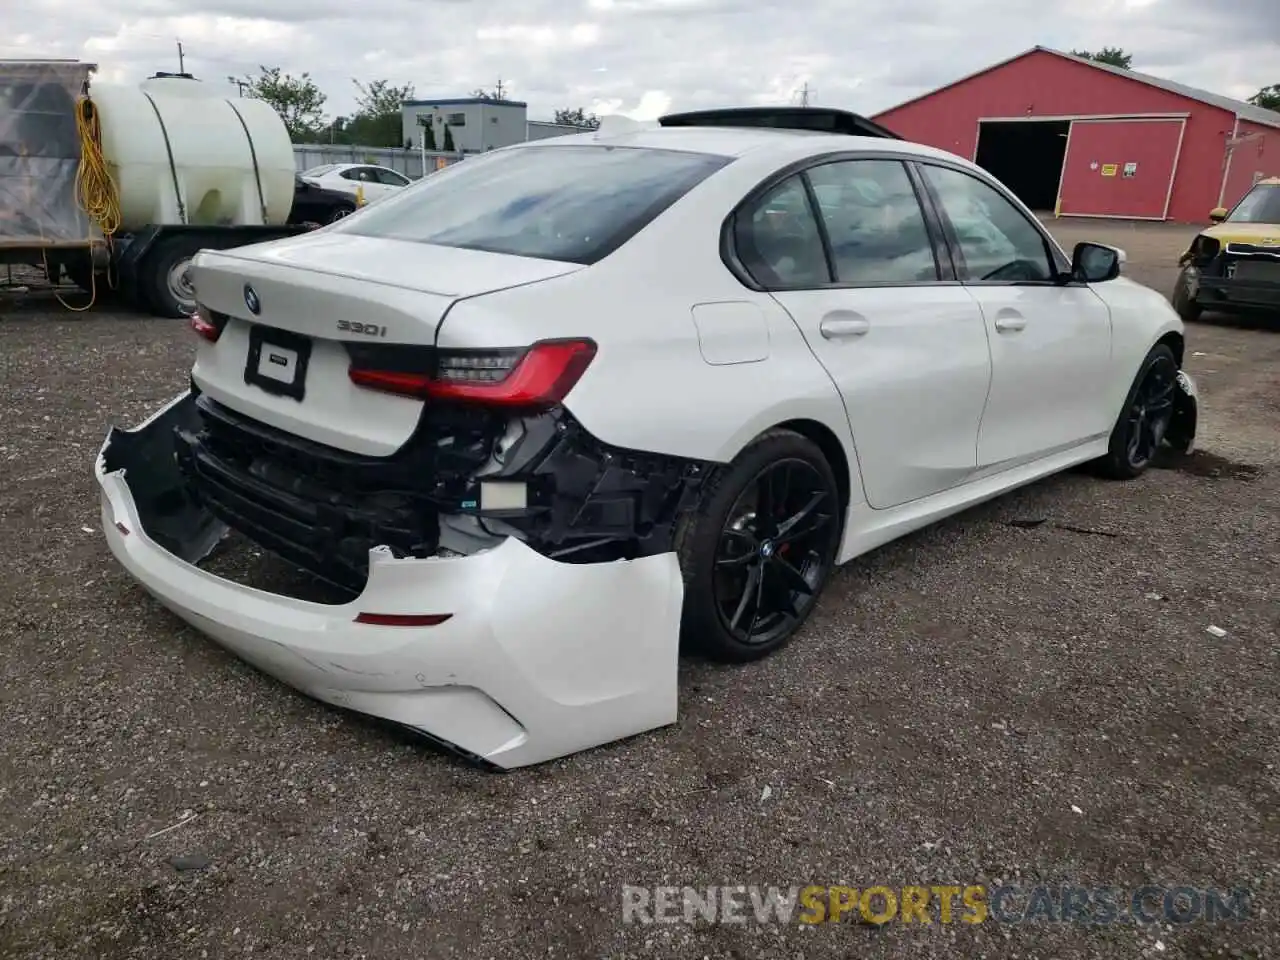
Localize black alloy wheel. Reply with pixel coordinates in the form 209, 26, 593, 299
1125, 352, 1177, 469
677, 430, 842, 661
1096, 343, 1179, 480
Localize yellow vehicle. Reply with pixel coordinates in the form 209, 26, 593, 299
1173, 177, 1280, 322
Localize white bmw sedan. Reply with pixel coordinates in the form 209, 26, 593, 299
97, 108, 1198, 769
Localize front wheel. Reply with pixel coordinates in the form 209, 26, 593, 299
675, 430, 843, 662
1095, 344, 1179, 480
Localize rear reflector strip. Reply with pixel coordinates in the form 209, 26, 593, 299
354, 612, 453, 627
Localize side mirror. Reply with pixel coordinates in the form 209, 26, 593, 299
1072, 241, 1123, 283
1209, 207, 1228, 223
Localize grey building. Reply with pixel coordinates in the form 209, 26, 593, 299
401, 97, 582, 153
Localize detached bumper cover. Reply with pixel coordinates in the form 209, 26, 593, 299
96, 392, 683, 769
1168, 370, 1198, 455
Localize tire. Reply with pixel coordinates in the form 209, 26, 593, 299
328, 204, 355, 223
674, 429, 843, 663
1094, 344, 1179, 481
1171, 267, 1203, 323
139, 236, 206, 318
61, 253, 94, 293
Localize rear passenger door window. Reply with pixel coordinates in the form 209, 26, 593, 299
732, 175, 831, 288
920, 165, 1057, 282
805, 160, 940, 284
375, 168, 410, 187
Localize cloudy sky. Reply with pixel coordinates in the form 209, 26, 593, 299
2, 0, 1276, 121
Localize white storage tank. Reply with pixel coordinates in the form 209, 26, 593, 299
89, 73, 295, 230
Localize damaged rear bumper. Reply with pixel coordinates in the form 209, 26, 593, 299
95, 392, 683, 769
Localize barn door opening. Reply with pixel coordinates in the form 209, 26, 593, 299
974, 120, 1070, 213
1057, 117, 1186, 220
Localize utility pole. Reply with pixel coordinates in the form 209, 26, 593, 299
227, 76, 248, 97
494, 77, 507, 101
797, 82, 812, 107
176, 40, 185, 74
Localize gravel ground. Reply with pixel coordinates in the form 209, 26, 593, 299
0, 222, 1277, 960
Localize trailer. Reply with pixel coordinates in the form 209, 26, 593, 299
1, 60, 315, 318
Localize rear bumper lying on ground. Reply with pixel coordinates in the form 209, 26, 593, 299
96, 392, 684, 769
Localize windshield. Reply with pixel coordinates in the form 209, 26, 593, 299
1226, 183, 1280, 224
333, 144, 732, 264
302, 164, 337, 177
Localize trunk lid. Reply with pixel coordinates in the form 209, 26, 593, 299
187, 234, 582, 456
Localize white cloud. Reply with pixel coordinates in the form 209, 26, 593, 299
0, 0, 1274, 122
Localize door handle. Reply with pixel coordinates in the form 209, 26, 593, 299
993, 310, 1026, 333
819, 314, 870, 339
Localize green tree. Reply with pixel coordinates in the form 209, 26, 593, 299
554, 107, 600, 130
1248, 84, 1280, 112
415, 115, 437, 150
344, 79, 415, 147
1070, 47, 1133, 69
237, 65, 327, 140
442, 124, 456, 152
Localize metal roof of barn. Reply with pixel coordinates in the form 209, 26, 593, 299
873, 46, 1280, 131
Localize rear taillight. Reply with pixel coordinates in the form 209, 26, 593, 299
190, 305, 229, 342
348, 338, 597, 407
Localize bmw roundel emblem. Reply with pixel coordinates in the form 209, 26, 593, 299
244, 283, 261, 315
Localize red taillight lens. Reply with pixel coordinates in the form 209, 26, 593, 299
354, 612, 453, 627
190, 306, 227, 342
348, 338, 597, 408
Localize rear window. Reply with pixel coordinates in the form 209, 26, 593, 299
333, 144, 732, 264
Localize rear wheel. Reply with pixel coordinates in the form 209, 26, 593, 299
676, 430, 842, 662
1171, 266, 1203, 323
140, 236, 205, 318
1095, 344, 1179, 480
328, 204, 355, 223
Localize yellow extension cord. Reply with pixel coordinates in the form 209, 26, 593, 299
41, 96, 122, 312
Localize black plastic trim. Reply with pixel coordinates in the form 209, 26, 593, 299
660, 107, 902, 140
904, 161, 958, 281
797, 172, 837, 284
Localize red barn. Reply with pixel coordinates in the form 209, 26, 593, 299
872, 46, 1280, 222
